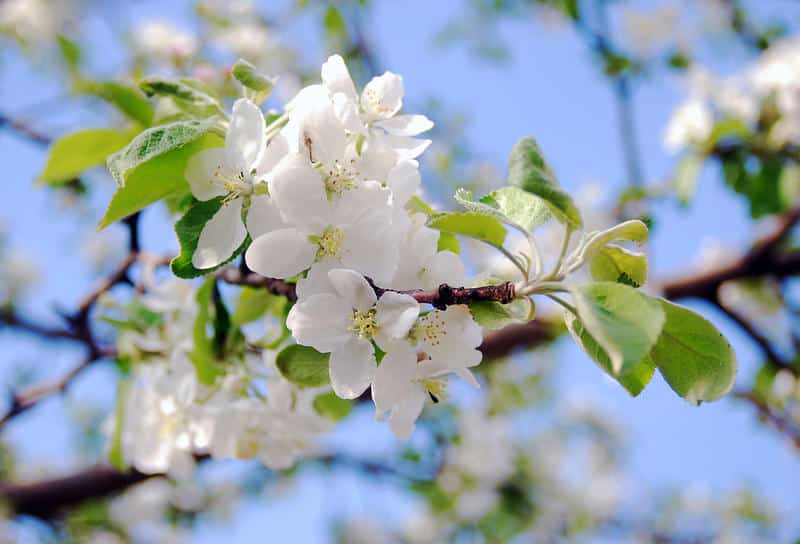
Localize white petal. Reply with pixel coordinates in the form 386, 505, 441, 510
332, 92, 365, 134
375, 292, 419, 346
301, 100, 347, 167
424, 250, 465, 289
245, 228, 316, 279
388, 392, 425, 440
321, 54, 357, 102
245, 194, 285, 239
329, 338, 376, 399
375, 114, 433, 136
226, 99, 266, 173
184, 147, 228, 201
387, 159, 420, 206
372, 342, 418, 415
328, 268, 377, 311
286, 293, 351, 352
362, 71, 404, 119
455, 368, 480, 388
255, 132, 289, 178
268, 153, 329, 230
379, 134, 432, 160
295, 261, 337, 300
192, 198, 247, 269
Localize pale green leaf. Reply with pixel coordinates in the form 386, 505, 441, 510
313, 391, 353, 421
427, 212, 507, 248
455, 186, 550, 233
648, 298, 737, 404
87, 81, 154, 127
232, 286, 288, 326
571, 282, 665, 374
108, 378, 130, 471
674, 152, 703, 205
232, 59, 274, 103
580, 219, 649, 261
140, 77, 222, 117
589, 245, 648, 287
189, 278, 221, 385
39, 129, 133, 185
469, 298, 534, 330
276, 344, 330, 388
564, 313, 655, 396
507, 136, 582, 227
99, 120, 221, 229
437, 231, 460, 254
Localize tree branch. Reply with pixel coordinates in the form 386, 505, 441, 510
734, 391, 800, 450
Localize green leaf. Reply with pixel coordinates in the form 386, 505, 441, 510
437, 231, 460, 254
39, 129, 133, 185
570, 282, 665, 375
580, 219, 649, 261
313, 391, 353, 421
702, 117, 750, 151
454, 186, 550, 233
648, 298, 737, 404
232, 286, 287, 326
276, 344, 330, 388
56, 34, 81, 74
170, 197, 247, 278
469, 298, 534, 330
407, 195, 436, 217
189, 278, 222, 385
323, 5, 349, 45
232, 59, 274, 103
108, 378, 130, 471
507, 136, 582, 227
564, 313, 655, 396
88, 81, 154, 127
427, 212, 507, 248
589, 245, 648, 287
140, 77, 222, 117
674, 152, 703, 205
99, 119, 221, 229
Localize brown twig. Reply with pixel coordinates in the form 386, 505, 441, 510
734, 391, 800, 449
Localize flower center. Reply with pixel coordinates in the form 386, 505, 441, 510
363, 89, 393, 116
410, 312, 447, 347
316, 226, 345, 259
322, 160, 359, 196
349, 308, 378, 339
421, 377, 447, 403
215, 165, 255, 200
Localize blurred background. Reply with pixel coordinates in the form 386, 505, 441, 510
1, 0, 799, 542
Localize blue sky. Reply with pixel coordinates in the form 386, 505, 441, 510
1, 0, 799, 541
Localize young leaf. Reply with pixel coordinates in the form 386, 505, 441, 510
107, 378, 130, 471
564, 313, 655, 396
647, 298, 737, 404
189, 278, 221, 385
232, 59, 274, 103
276, 345, 331, 388
570, 282, 665, 375
86, 81, 155, 127
469, 298, 534, 330
427, 212, 507, 248
507, 136, 582, 227
313, 391, 353, 421
170, 197, 248, 278
39, 129, 134, 185
99, 119, 221, 229
455, 186, 550, 233
140, 77, 222, 117
674, 152, 703, 205
56, 34, 81, 74
437, 231, 460, 254
232, 286, 287, 326
589, 245, 648, 287
580, 219, 648, 261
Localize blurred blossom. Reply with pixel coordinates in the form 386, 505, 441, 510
132, 20, 199, 64
81, 232, 126, 273
0, 0, 70, 47
621, 4, 682, 55
0, 251, 40, 303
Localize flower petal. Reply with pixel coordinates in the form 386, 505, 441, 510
226, 98, 266, 173
388, 391, 426, 440
184, 147, 228, 201
327, 268, 377, 311
245, 194, 285, 239
375, 292, 419, 346
387, 159, 420, 206
424, 250, 465, 289
372, 342, 418, 415
268, 153, 329, 231
375, 114, 433, 136
255, 132, 289, 179
321, 54, 357, 102
362, 71, 404, 120
245, 228, 316, 279
286, 293, 352, 352
192, 198, 247, 269
329, 338, 376, 399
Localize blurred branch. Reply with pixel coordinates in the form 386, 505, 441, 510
0, 114, 51, 147
735, 391, 800, 450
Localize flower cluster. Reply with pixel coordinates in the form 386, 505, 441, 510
184, 55, 480, 439
109, 268, 331, 474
